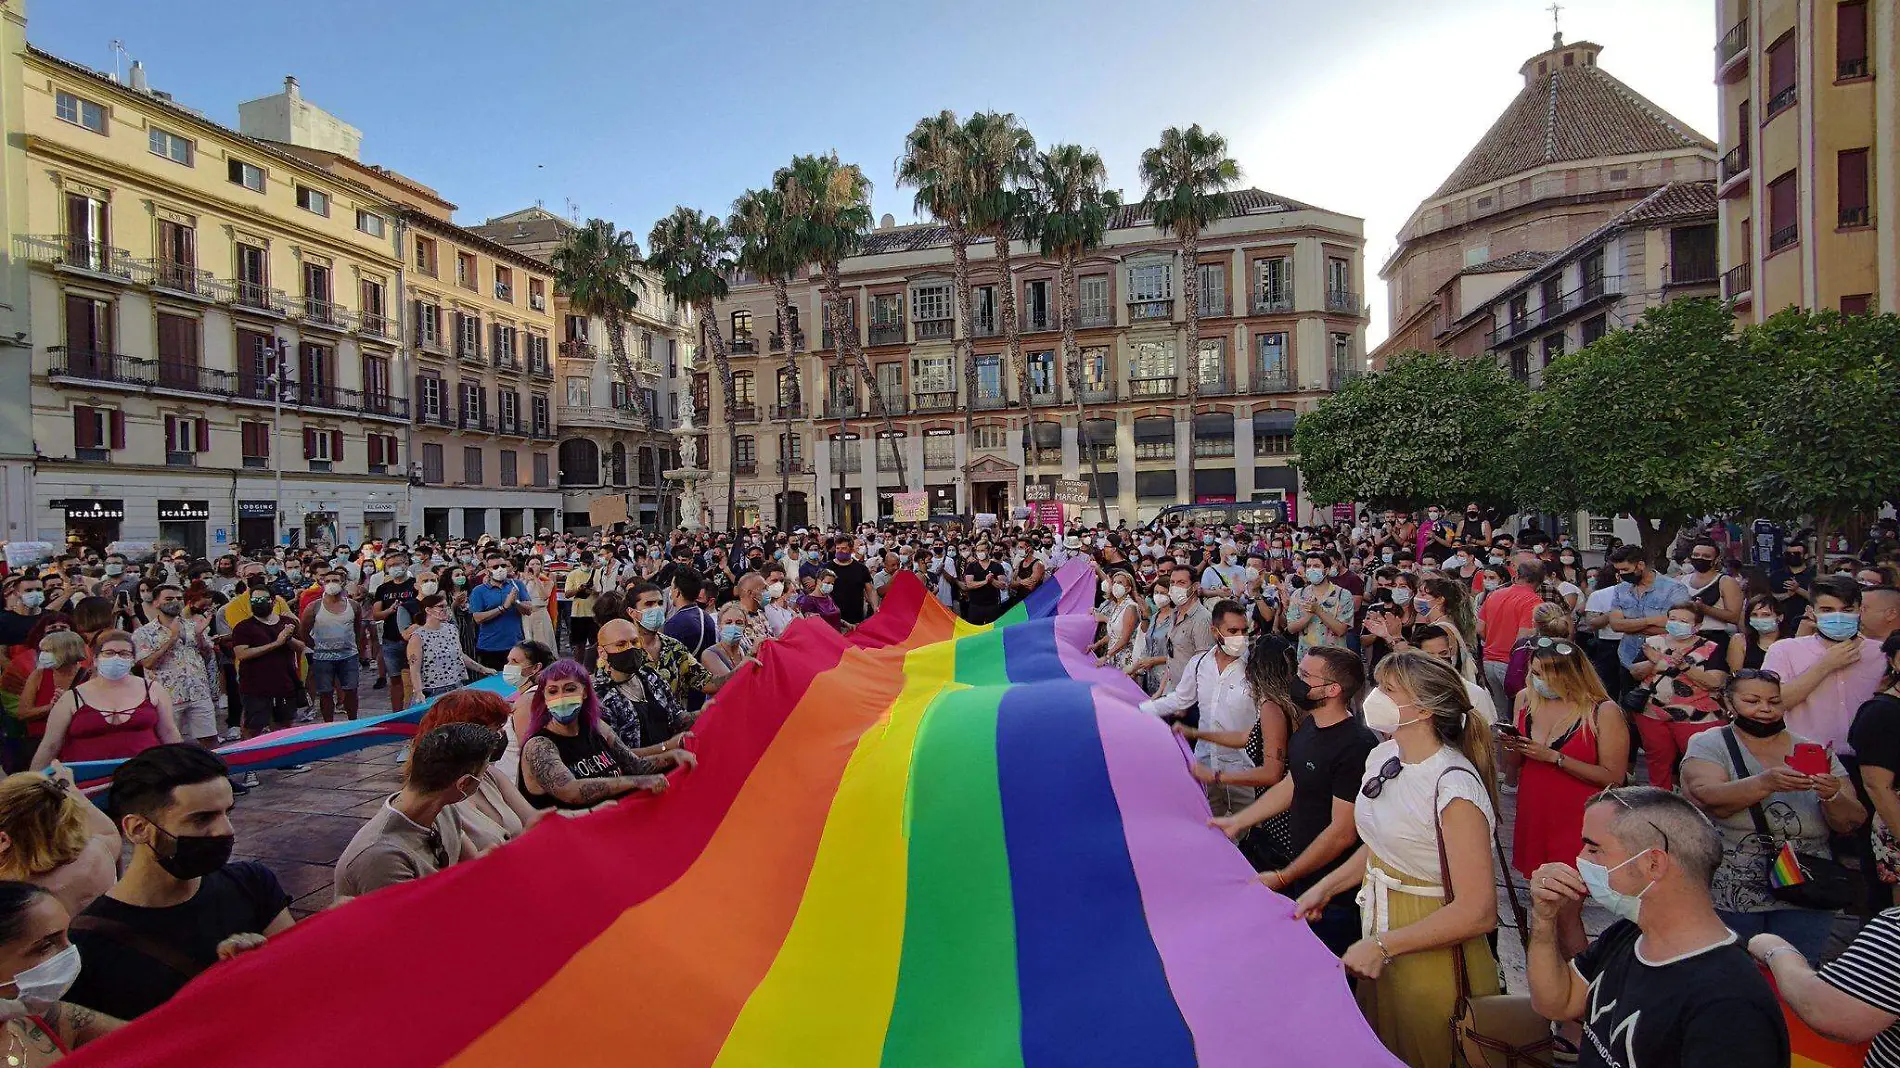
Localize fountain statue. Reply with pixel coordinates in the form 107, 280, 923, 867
664, 385, 710, 531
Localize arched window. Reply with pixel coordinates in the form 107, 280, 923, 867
1193, 412, 1235, 458
1252, 409, 1296, 456
558, 438, 599, 486
1134, 415, 1174, 461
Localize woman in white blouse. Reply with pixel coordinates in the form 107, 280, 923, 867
1295, 650, 1501, 1068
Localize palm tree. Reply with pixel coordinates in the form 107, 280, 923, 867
1035, 144, 1121, 526
777, 152, 907, 496
549, 219, 656, 526
731, 186, 807, 530
896, 111, 976, 510
1139, 125, 1241, 435
647, 207, 739, 530
963, 112, 1036, 516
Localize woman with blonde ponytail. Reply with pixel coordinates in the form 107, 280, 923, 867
1292, 650, 1501, 1067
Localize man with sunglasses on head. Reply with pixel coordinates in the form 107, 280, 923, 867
1527, 786, 1788, 1068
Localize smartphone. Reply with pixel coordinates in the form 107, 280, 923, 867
1493, 722, 1522, 739
1789, 742, 1830, 777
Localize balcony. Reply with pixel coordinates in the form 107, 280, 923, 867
915, 318, 953, 341
776, 459, 806, 475
418, 333, 448, 357
1021, 311, 1055, 333
1765, 84, 1797, 120
232, 280, 292, 316
973, 315, 999, 338
769, 331, 805, 352
1540, 293, 1567, 322
301, 298, 357, 332
531, 424, 554, 441
497, 417, 527, 437
1723, 262, 1753, 302
1028, 447, 1063, 467
1082, 443, 1117, 463
1769, 223, 1799, 253
1666, 258, 1720, 287
735, 460, 757, 475
730, 336, 758, 355
1325, 289, 1360, 314
415, 407, 452, 428
1254, 435, 1293, 457
913, 390, 957, 413
771, 402, 805, 420
558, 339, 597, 360
820, 324, 858, 350
973, 392, 1009, 410
457, 340, 485, 366
1719, 140, 1751, 197
868, 323, 905, 346
300, 383, 410, 420
52, 349, 230, 393
1491, 316, 1532, 347
1078, 385, 1119, 404
1078, 307, 1112, 329
1128, 299, 1173, 321
1841, 206, 1872, 229
732, 403, 759, 423
360, 312, 400, 343
1839, 56, 1870, 80
1253, 288, 1294, 315
1328, 366, 1363, 390
530, 357, 554, 378
1129, 375, 1178, 398
1193, 437, 1236, 459
16, 235, 134, 282
1716, 19, 1748, 80
1196, 296, 1229, 318
1253, 369, 1293, 393
875, 393, 908, 416
1027, 386, 1060, 407
132, 258, 218, 299
1197, 376, 1235, 397
824, 398, 860, 419
458, 411, 495, 433
493, 350, 521, 372
1134, 441, 1175, 462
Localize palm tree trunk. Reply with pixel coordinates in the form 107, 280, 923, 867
696, 299, 739, 531
1059, 251, 1107, 527
773, 276, 798, 530
601, 308, 652, 530
951, 226, 974, 516
1181, 227, 1201, 501
995, 229, 1022, 523
825, 261, 907, 490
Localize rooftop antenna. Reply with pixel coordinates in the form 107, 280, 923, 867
1547, 1, 1563, 48
108, 39, 128, 82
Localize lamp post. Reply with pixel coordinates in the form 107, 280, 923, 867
271, 333, 288, 547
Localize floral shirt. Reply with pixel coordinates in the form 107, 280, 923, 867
131, 618, 218, 709
592, 636, 705, 748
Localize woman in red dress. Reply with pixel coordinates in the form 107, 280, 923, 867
1501, 635, 1632, 879
30, 630, 180, 769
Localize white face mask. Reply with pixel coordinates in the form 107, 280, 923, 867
1152, 591, 1169, 610
0, 943, 80, 1017
1110, 582, 1129, 600
766, 581, 786, 600
1359, 687, 1426, 736
418, 581, 439, 596
1219, 634, 1247, 657
1168, 586, 1190, 607
324, 582, 344, 597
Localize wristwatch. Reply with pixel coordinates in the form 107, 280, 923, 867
1554, 754, 1566, 771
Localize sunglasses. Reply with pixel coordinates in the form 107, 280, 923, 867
1729, 668, 1782, 685
1361, 755, 1404, 799
1592, 787, 1672, 853
1531, 636, 1577, 657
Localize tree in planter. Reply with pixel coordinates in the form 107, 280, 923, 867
1520, 297, 1754, 558
647, 207, 739, 530
1139, 125, 1240, 424
1032, 143, 1120, 525
549, 219, 655, 527
1293, 350, 1528, 513
1738, 306, 1900, 562
730, 185, 808, 531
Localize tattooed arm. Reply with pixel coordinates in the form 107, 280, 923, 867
41, 999, 124, 1049
521, 736, 663, 808
595, 722, 659, 775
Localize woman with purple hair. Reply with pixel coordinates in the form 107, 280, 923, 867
517, 659, 695, 811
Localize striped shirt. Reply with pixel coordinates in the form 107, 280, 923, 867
1820, 907, 1900, 1068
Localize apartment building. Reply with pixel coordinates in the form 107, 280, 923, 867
706, 189, 1368, 528
470, 206, 692, 532
240, 80, 563, 541
0, 2, 31, 544
1374, 37, 1717, 364
1714, 0, 1895, 319
23, 51, 411, 553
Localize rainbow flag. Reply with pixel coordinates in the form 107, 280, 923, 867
66, 562, 1399, 1067
1769, 841, 1809, 889
1769, 970, 1870, 1068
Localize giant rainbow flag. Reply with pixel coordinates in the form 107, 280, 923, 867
66, 561, 1402, 1067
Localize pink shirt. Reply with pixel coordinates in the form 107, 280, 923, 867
1761, 635, 1888, 755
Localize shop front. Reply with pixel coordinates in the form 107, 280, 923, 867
303, 509, 339, 549
156, 500, 211, 558
362, 504, 398, 544
237, 500, 277, 553
62, 499, 124, 552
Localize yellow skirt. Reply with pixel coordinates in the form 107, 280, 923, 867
1355, 851, 1501, 1068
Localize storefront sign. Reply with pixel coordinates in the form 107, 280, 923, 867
62, 499, 125, 521
157, 500, 211, 521
238, 500, 277, 519
363, 502, 398, 514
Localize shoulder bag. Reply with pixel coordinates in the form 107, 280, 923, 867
1718, 727, 1858, 912
1433, 768, 1557, 1068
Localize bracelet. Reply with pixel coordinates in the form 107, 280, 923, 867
1762, 946, 1805, 969
1554, 754, 1566, 771
1213, 769, 1224, 784
1373, 933, 1394, 965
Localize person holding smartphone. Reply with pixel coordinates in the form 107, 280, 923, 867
1679, 670, 1867, 964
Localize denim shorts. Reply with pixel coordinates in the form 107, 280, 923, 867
380, 640, 409, 675
309, 655, 360, 693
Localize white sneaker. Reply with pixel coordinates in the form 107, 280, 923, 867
235, 772, 260, 789
218, 727, 243, 743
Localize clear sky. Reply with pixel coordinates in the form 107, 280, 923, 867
33, 0, 1719, 344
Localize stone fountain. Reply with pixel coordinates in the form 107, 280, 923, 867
663, 386, 710, 532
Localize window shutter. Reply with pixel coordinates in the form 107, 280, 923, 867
303, 428, 316, 459
164, 414, 177, 451
384, 435, 398, 466
109, 409, 125, 449
1839, 150, 1869, 211
368, 434, 383, 467
414, 374, 426, 416
331, 430, 343, 461
65, 194, 87, 246
73, 406, 96, 449
196, 418, 210, 452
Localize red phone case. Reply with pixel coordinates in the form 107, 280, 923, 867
1789, 743, 1830, 777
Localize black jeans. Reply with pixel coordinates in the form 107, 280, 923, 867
475, 648, 509, 671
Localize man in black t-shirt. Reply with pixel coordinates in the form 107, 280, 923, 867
827, 537, 876, 626
370, 554, 422, 712
1212, 646, 1375, 957
1527, 786, 1788, 1068
959, 545, 1009, 625
67, 745, 293, 1021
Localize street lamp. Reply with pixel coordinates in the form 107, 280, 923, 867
270, 333, 289, 547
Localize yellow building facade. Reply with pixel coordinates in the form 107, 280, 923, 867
1715, 0, 1896, 319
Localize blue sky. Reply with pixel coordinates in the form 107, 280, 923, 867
35, 0, 1719, 342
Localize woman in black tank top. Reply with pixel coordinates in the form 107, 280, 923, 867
515, 661, 692, 810
1727, 594, 1783, 675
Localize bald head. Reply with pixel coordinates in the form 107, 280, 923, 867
736, 573, 765, 607
599, 617, 637, 652
1863, 587, 1900, 641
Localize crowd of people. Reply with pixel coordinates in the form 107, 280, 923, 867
0, 509, 1897, 1065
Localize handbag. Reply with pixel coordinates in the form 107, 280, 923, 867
1718, 727, 1858, 912
1431, 769, 1558, 1068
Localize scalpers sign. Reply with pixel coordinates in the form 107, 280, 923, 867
63, 500, 124, 521
1024, 480, 1090, 506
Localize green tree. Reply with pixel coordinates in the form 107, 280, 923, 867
1293, 350, 1528, 512
647, 207, 739, 530
1032, 143, 1120, 524
549, 219, 656, 526
896, 111, 977, 501
1139, 125, 1240, 418
1520, 297, 1752, 558
730, 185, 807, 529
1739, 306, 1900, 558
963, 111, 1038, 473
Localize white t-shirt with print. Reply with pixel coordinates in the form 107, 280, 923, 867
1353, 739, 1497, 883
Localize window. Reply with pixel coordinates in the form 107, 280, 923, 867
1192, 412, 1234, 458
1134, 415, 1175, 460
1330, 333, 1352, 366
972, 426, 1007, 450
55, 91, 106, 134
1080, 346, 1110, 393
499, 449, 518, 487
1197, 263, 1226, 316
303, 262, 331, 306
975, 354, 1004, 401
1078, 276, 1109, 323
1838, 2, 1869, 79
304, 427, 338, 463
296, 186, 329, 216
493, 266, 513, 302
1027, 351, 1056, 396
1127, 262, 1172, 301
779, 433, 803, 463
1255, 257, 1292, 308
910, 283, 951, 321
156, 313, 200, 381
1082, 418, 1116, 462
1252, 409, 1295, 456
64, 293, 112, 354
564, 314, 588, 343
1023, 279, 1051, 329
1542, 332, 1566, 366
164, 415, 208, 460
1766, 33, 1798, 116
1327, 257, 1351, 295
228, 158, 265, 192
155, 218, 195, 281
240, 421, 271, 468
913, 355, 954, 393
1839, 149, 1871, 227
731, 309, 753, 340
64, 192, 108, 264
414, 299, 441, 346
415, 236, 437, 275
1256, 331, 1289, 388
71, 406, 123, 454
459, 382, 482, 424
871, 293, 902, 326
609, 381, 630, 410
457, 252, 476, 289
456, 313, 481, 357
924, 429, 956, 469
417, 376, 445, 419
300, 343, 334, 403
356, 210, 386, 238
529, 278, 546, 311
1842, 295, 1873, 316
565, 376, 591, 407
1509, 292, 1531, 327
734, 437, 756, 466
463, 447, 484, 485
492, 323, 518, 364
731, 371, 756, 407
532, 452, 550, 487
1581, 315, 1608, 346
667, 338, 678, 376
363, 354, 390, 405
1769, 171, 1799, 251
973, 285, 997, 333
421, 444, 445, 484
1669, 224, 1719, 282
1509, 349, 1531, 382
148, 127, 192, 165
531, 394, 550, 433
1197, 338, 1226, 388
1539, 277, 1561, 317
1131, 339, 1175, 379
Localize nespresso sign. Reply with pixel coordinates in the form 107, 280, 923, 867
62, 500, 125, 521
157, 500, 211, 521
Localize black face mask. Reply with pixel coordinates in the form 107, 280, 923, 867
1690, 558, 1715, 573
1732, 715, 1787, 739
606, 648, 643, 675
150, 826, 236, 880
1785, 554, 1807, 569
1287, 674, 1324, 711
